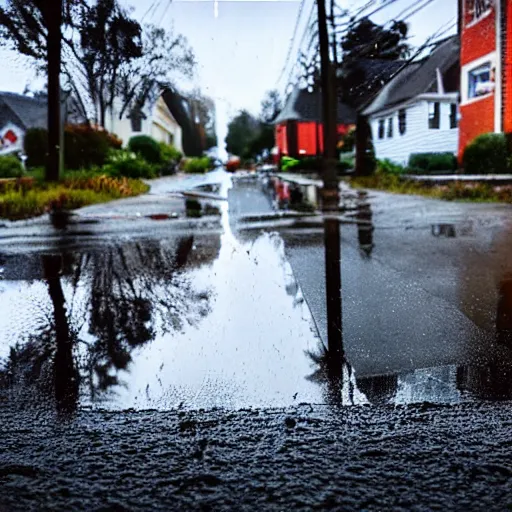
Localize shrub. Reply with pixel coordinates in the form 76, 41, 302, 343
64, 124, 114, 170
0, 155, 24, 178
339, 154, 355, 172
105, 132, 123, 150
0, 179, 149, 220
408, 152, 458, 173
281, 156, 300, 171
158, 143, 182, 176
377, 159, 405, 176
24, 128, 48, 168
338, 128, 355, 153
462, 133, 509, 174
183, 157, 212, 174
128, 135, 162, 164
103, 154, 157, 180
159, 142, 182, 163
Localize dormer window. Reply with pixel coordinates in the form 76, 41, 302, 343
467, 0, 493, 24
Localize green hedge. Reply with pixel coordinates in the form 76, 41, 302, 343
64, 125, 112, 169
462, 133, 509, 174
128, 136, 161, 164
0, 155, 24, 178
377, 159, 405, 175
104, 151, 157, 179
183, 157, 212, 174
24, 125, 121, 170
408, 152, 458, 173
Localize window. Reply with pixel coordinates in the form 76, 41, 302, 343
398, 109, 406, 135
130, 107, 144, 133
378, 119, 385, 139
467, 0, 493, 24
428, 102, 440, 129
468, 63, 494, 99
450, 104, 458, 129
387, 117, 393, 138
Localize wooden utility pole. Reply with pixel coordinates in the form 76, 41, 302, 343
316, 0, 343, 377
46, 0, 63, 182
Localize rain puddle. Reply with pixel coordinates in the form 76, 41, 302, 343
1, 172, 512, 413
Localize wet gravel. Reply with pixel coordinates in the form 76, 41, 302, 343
1, 402, 512, 511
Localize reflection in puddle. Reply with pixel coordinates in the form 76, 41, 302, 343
356, 195, 374, 258
431, 224, 457, 238
357, 360, 512, 405
0, 176, 331, 411
2, 175, 512, 412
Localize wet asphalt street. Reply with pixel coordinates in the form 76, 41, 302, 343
1, 170, 512, 509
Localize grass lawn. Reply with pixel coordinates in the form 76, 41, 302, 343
0, 172, 149, 221
349, 173, 512, 203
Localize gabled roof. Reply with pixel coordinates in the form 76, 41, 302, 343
363, 35, 460, 116
0, 92, 47, 130
274, 87, 357, 125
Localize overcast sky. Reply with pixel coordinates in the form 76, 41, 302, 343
0, 0, 457, 145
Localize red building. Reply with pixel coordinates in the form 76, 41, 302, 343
273, 87, 356, 158
459, 0, 512, 157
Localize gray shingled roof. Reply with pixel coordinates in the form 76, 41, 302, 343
274, 87, 357, 125
0, 92, 48, 130
363, 35, 460, 116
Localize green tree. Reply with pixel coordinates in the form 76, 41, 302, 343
0, 0, 194, 127
225, 110, 259, 157
117, 26, 195, 122
340, 17, 409, 64
260, 89, 282, 123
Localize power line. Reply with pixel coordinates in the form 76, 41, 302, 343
281, 0, 398, 93
333, 0, 441, 62
275, 0, 310, 88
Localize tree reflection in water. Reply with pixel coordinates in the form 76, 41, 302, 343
0, 236, 216, 412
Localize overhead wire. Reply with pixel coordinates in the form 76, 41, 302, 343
288, 0, 451, 96
275, 0, 309, 88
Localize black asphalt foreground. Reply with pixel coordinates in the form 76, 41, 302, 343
1, 402, 512, 511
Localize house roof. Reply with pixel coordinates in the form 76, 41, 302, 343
274, 87, 357, 125
363, 35, 460, 116
0, 92, 48, 130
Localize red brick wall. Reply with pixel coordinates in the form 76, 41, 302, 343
460, 3, 496, 66
459, 1, 498, 158
459, 95, 495, 159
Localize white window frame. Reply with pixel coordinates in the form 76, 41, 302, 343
461, 52, 496, 106
468, 63, 494, 99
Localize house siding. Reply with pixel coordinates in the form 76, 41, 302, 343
370, 101, 459, 166
105, 96, 183, 153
